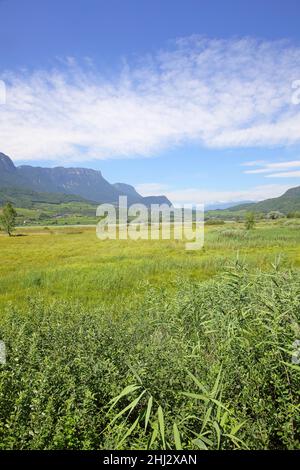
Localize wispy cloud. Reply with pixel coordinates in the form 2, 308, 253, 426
266, 171, 300, 178
135, 183, 169, 195
1, 37, 300, 162
264, 161, 300, 169
243, 160, 300, 177
241, 160, 267, 167
244, 168, 272, 174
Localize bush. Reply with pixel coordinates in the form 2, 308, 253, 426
267, 211, 285, 220
0, 202, 17, 236
287, 212, 300, 219
205, 219, 225, 225
245, 212, 255, 230
0, 266, 299, 450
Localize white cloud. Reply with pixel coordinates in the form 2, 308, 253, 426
244, 168, 272, 174
243, 160, 300, 177
137, 182, 291, 205
136, 183, 169, 195
1, 37, 300, 162
241, 160, 267, 167
266, 171, 300, 178
265, 161, 300, 169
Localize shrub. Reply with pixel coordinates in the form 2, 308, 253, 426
287, 212, 300, 219
245, 212, 255, 230
267, 211, 285, 220
0, 265, 299, 449
0, 202, 17, 236
205, 219, 225, 225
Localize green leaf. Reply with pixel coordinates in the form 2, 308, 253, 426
211, 367, 222, 398
149, 421, 159, 448
181, 392, 209, 402
193, 438, 208, 450
186, 370, 208, 394
108, 384, 140, 410
117, 416, 140, 448
282, 361, 300, 372
213, 421, 221, 449
157, 406, 166, 450
144, 395, 153, 432
230, 420, 247, 436
208, 398, 230, 412
181, 392, 229, 412
173, 422, 182, 450
220, 411, 229, 428
109, 390, 146, 426
224, 433, 249, 449
201, 406, 213, 433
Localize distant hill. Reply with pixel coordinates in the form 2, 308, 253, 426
113, 183, 144, 205
206, 200, 254, 211
229, 186, 300, 214
112, 183, 171, 207
0, 186, 97, 208
0, 152, 172, 207
142, 195, 173, 206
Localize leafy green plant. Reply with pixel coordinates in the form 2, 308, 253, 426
0, 202, 17, 236
0, 244, 299, 449
245, 212, 255, 230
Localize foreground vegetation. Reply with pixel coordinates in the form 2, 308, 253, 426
0, 221, 299, 449
0, 263, 299, 449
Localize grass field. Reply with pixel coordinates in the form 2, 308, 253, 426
0, 221, 299, 449
1, 221, 300, 309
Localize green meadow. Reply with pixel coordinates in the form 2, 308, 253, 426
0, 220, 299, 449
1, 221, 300, 309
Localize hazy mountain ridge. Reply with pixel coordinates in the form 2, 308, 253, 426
227, 186, 300, 214
0, 153, 172, 207
206, 200, 254, 211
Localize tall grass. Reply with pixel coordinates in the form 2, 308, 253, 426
0, 262, 299, 449
0, 223, 299, 309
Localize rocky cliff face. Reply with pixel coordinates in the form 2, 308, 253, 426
0, 153, 172, 206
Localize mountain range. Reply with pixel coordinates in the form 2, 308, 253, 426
0, 153, 172, 207
1, 152, 300, 215
226, 186, 300, 214
205, 201, 254, 211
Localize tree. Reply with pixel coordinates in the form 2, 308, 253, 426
245, 211, 255, 230
287, 211, 300, 219
0, 202, 17, 236
267, 211, 284, 220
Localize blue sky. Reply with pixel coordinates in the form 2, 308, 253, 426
1, 0, 300, 204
